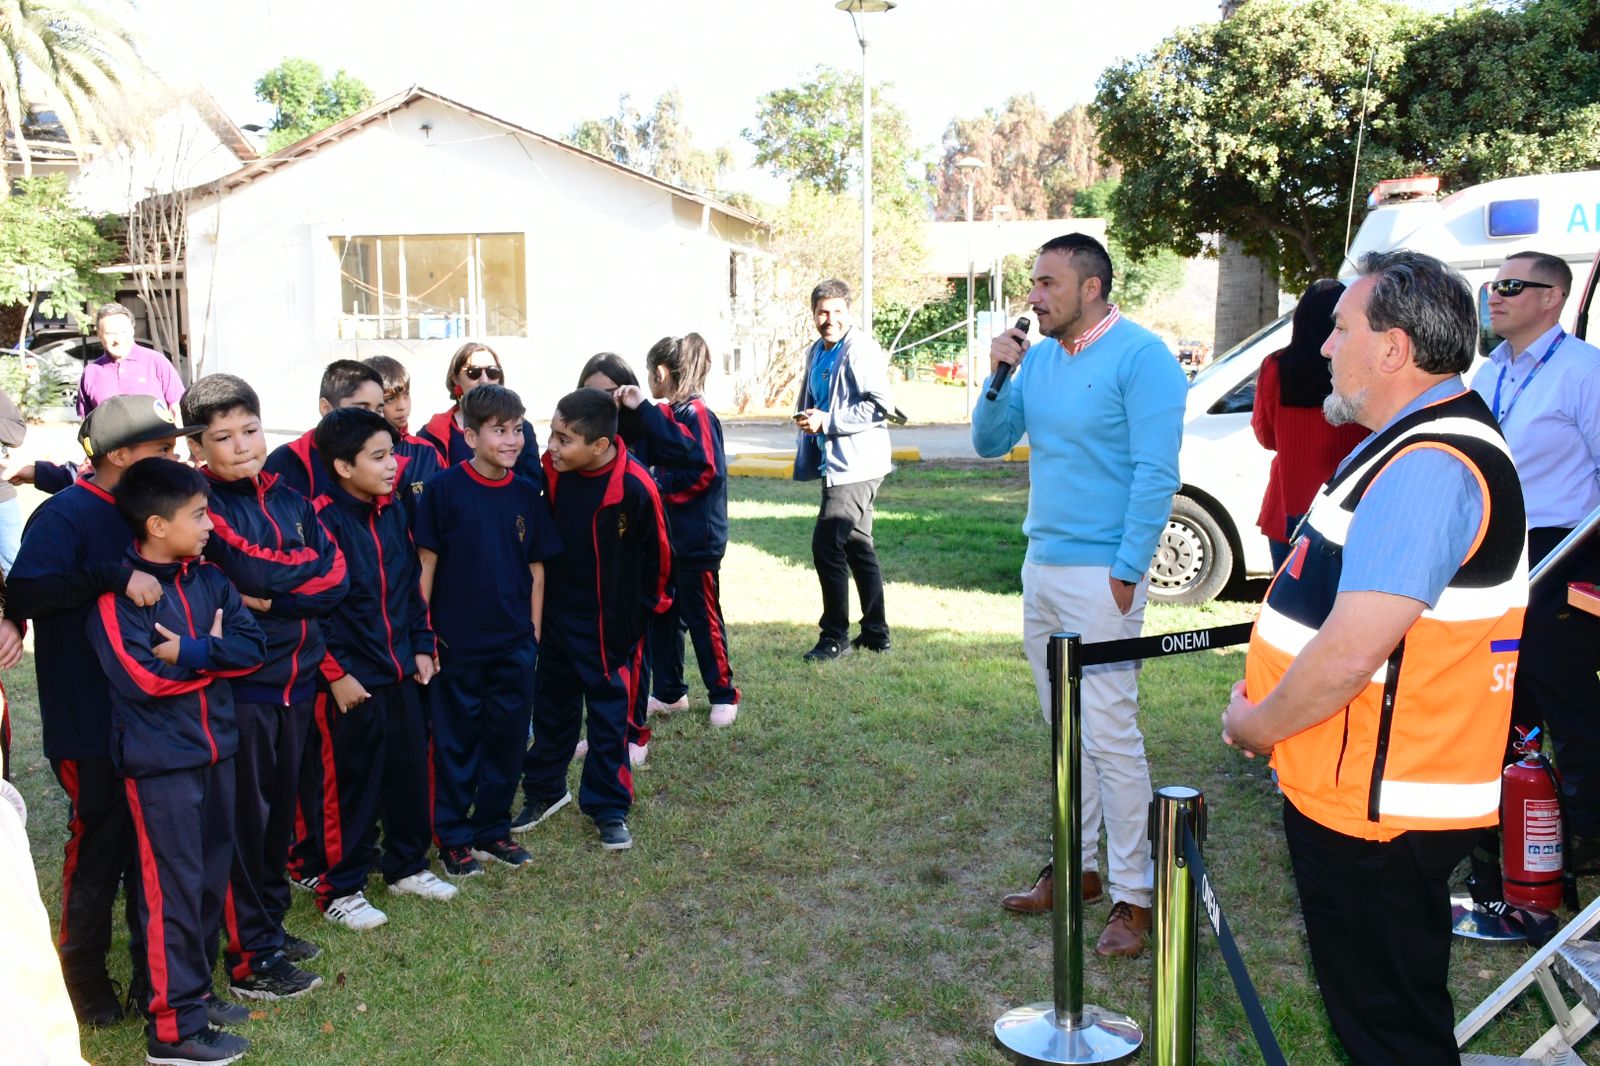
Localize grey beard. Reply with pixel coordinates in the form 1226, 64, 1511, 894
1323, 389, 1365, 427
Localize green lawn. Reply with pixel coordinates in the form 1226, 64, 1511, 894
5, 463, 1570, 1064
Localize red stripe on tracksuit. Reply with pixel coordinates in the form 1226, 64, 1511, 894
124, 779, 177, 1045
223, 884, 253, 980
57, 760, 82, 945
700, 571, 736, 694
315, 693, 344, 876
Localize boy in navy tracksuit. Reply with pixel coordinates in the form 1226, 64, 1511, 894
363, 355, 447, 499
265, 360, 439, 526
2, 396, 196, 1025
640, 333, 740, 728
295, 409, 456, 929
181, 375, 348, 1000
516, 388, 672, 851
86, 458, 267, 1065
414, 385, 561, 877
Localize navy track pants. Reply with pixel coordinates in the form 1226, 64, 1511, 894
429, 641, 537, 849
52, 756, 143, 990
523, 636, 642, 824
649, 564, 739, 707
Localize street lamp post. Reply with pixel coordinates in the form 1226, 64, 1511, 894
956, 155, 985, 417
835, 0, 897, 339
990, 203, 1014, 321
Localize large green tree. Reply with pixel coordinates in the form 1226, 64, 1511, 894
1093, 0, 1600, 290
0, 175, 119, 345
254, 58, 374, 152
743, 64, 923, 212
566, 90, 731, 195
1, 0, 143, 179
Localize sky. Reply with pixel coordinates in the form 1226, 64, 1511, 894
140, 0, 1220, 198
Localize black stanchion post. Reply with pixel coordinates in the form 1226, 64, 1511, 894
994, 633, 1143, 1064
1150, 786, 1205, 1066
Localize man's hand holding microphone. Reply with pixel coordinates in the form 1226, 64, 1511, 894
986, 317, 1032, 401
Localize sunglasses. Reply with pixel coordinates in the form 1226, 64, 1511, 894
462, 365, 504, 382
1489, 278, 1555, 298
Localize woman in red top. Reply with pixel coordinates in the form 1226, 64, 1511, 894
1252, 279, 1368, 570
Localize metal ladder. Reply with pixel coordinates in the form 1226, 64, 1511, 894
1459, 510, 1600, 1066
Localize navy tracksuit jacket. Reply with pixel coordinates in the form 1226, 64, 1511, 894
86, 547, 266, 1044
522, 439, 672, 822
4, 479, 142, 990
648, 396, 739, 707
199, 467, 348, 978
297, 483, 437, 904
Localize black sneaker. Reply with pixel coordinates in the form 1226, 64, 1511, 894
227, 956, 321, 1001
512, 790, 572, 833
145, 1024, 250, 1065
597, 818, 633, 851
851, 633, 892, 653
204, 994, 252, 1027
281, 933, 322, 963
67, 972, 125, 1027
440, 845, 483, 878
802, 637, 852, 662
471, 837, 534, 868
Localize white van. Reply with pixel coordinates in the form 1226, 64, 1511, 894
1149, 170, 1600, 603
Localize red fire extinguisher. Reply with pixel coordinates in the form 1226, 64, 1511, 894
1503, 726, 1564, 912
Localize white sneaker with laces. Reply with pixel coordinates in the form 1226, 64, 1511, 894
647, 695, 687, 716
628, 742, 649, 768
388, 870, 458, 901
709, 703, 739, 728
323, 891, 388, 931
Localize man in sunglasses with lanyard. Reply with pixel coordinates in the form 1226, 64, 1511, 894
1470, 250, 1600, 870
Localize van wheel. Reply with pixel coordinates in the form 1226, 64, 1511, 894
1147, 495, 1234, 605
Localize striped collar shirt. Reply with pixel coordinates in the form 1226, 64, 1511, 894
1064, 304, 1121, 355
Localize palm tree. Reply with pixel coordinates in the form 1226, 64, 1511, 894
1, 0, 144, 180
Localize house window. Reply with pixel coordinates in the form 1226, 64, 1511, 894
332, 233, 527, 340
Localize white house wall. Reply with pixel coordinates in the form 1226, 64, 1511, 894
71, 101, 244, 216
184, 97, 765, 432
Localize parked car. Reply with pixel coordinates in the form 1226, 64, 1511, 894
1147, 169, 1600, 604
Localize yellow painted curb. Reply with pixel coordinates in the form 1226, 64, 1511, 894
728, 456, 794, 479
891, 447, 921, 462
1005, 445, 1030, 462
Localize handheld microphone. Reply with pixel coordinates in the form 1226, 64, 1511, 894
985, 317, 1031, 401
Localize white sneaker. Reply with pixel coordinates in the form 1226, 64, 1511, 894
709, 703, 739, 728
290, 873, 320, 893
628, 742, 649, 768
647, 695, 687, 716
574, 738, 589, 759
388, 870, 458, 901
322, 891, 388, 931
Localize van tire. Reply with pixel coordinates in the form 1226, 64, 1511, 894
1147, 495, 1234, 605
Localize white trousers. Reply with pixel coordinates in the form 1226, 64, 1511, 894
1021, 561, 1154, 908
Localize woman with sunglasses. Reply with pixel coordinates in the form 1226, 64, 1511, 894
419, 342, 544, 488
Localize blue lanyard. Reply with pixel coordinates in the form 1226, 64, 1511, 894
1492, 330, 1566, 423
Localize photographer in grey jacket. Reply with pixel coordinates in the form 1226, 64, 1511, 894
793, 279, 895, 662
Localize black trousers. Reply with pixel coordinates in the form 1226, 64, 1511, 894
813, 477, 887, 644
1284, 799, 1474, 1066
430, 641, 537, 849
523, 635, 642, 824
650, 564, 739, 706
1516, 526, 1600, 836
299, 682, 432, 905
126, 760, 234, 1044
223, 699, 311, 980
51, 756, 142, 989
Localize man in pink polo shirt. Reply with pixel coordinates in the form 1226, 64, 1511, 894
75, 303, 185, 417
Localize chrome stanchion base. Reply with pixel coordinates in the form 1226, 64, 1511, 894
994, 1002, 1142, 1064
1450, 893, 1527, 942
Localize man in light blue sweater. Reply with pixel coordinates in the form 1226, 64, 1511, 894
973, 234, 1186, 957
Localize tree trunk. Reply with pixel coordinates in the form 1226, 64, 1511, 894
1213, 237, 1280, 353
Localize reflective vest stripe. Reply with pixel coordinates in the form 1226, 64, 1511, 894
1376, 778, 1501, 820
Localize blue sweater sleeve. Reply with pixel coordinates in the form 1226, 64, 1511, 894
1113, 342, 1188, 582
971, 351, 1028, 458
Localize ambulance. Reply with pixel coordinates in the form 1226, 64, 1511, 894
1150, 170, 1600, 604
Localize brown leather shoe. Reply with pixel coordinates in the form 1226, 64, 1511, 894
1001, 866, 1053, 914
1095, 900, 1151, 957
1002, 866, 1106, 913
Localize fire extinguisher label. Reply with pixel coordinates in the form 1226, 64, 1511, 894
1523, 798, 1563, 873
